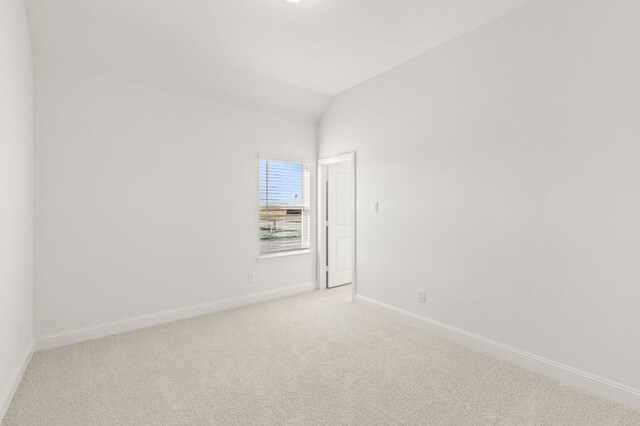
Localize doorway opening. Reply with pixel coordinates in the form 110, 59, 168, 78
317, 152, 356, 301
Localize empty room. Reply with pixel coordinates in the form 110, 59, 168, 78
1, 0, 639, 424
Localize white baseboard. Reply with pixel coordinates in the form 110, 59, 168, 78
355, 294, 640, 411
35, 282, 316, 351
1, 340, 34, 422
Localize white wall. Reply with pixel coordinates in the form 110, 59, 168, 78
25, 0, 330, 121
320, 0, 640, 394
35, 62, 316, 338
0, 0, 34, 416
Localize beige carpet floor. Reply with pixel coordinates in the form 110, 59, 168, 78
3, 285, 640, 425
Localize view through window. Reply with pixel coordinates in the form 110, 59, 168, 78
259, 158, 310, 255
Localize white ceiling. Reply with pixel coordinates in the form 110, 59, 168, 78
26, 0, 534, 118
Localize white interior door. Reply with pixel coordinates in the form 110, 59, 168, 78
327, 160, 353, 288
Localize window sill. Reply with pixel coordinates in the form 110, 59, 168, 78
257, 249, 311, 263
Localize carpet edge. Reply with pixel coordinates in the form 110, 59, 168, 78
0, 339, 34, 423
355, 294, 640, 411
34, 281, 316, 351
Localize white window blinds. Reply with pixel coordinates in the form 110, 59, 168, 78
259, 158, 311, 254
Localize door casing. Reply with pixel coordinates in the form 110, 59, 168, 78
317, 152, 356, 301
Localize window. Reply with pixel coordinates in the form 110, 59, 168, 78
259, 158, 311, 255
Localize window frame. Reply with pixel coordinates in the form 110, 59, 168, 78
257, 154, 312, 261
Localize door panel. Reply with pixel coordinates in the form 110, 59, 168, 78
327, 160, 353, 288
335, 173, 352, 225
335, 236, 352, 272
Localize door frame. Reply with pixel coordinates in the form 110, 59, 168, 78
317, 152, 356, 301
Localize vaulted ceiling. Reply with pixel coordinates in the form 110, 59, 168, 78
26, 0, 534, 119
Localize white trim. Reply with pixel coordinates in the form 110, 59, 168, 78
318, 152, 355, 165
355, 294, 640, 411
258, 249, 311, 262
1, 340, 34, 422
317, 152, 356, 301
257, 154, 313, 259
258, 153, 311, 164
35, 282, 316, 351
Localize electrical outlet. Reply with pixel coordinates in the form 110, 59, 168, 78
247, 273, 254, 283
417, 289, 426, 303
